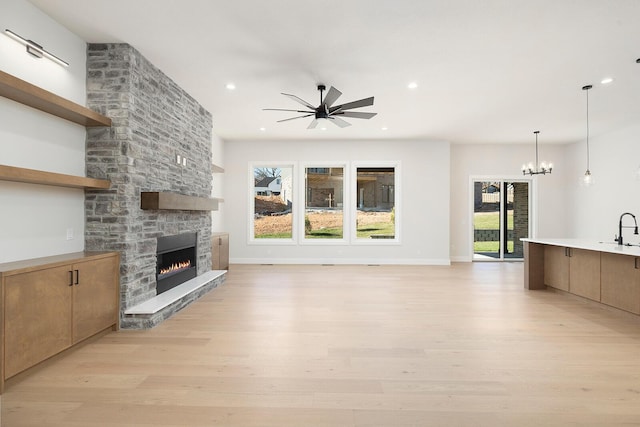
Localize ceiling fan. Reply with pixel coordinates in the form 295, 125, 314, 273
263, 84, 376, 129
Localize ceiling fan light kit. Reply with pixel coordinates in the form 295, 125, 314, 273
264, 84, 377, 129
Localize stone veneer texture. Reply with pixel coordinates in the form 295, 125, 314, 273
84, 43, 213, 324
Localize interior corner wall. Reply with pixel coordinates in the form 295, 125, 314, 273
224, 139, 451, 265
563, 123, 640, 241
0, 0, 88, 263
449, 143, 567, 262
211, 133, 225, 232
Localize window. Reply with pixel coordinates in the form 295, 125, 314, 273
304, 166, 345, 239
251, 165, 294, 240
355, 166, 396, 241
248, 161, 399, 244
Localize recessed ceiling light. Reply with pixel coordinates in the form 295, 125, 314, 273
407, 82, 418, 90
259, 127, 266, 132
225, 83, 236, 90
320, 127, 327, 131
381, 126, 388, 131
600, 77, 614, 85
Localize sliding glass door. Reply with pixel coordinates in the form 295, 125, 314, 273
473, 180, 530, 261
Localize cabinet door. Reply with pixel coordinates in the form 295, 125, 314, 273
72, 256, 118, 343
544, 246, 569, 291
4, 265, 73, 378
569, 248, 601, 301
601, 253, 640, 314
212, 233, 229, 270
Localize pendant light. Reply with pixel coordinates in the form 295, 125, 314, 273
636, 59, 640, 181
522, 130, 552, 175
582, 84, 594, 186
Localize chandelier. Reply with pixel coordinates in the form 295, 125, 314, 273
522, 131, 552, 175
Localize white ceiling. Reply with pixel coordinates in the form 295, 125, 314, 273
28, 0, 640, 144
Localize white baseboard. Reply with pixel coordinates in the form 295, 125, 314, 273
230, 258, 451, 266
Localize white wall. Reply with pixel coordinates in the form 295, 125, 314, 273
564, 123, 640, 241
0, 0, 88, 262
211, 132, 226, 232
450, 143, 568, 261
224, 139, 451, 265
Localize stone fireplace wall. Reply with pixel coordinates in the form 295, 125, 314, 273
84, 43, 213, 325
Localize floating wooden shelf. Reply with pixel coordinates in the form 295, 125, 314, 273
140, 192, 219, 211
0, 164, 111, 190
0, 70, 111, 127
212, 164, 225, 173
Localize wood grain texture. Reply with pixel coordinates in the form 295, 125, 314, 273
72, 255, 120, 342
523, 242, 544, 289
211, 233, 229, 270
543, 245, 569, 291
3, 263, 640, 426
3, 265, 73, 378
601, 252, 640, 314
0, 252, 119, 393
569, 248, 601, 301
140, 192, 219, 211
0, 70, 111, 127
0, 164, 111, 189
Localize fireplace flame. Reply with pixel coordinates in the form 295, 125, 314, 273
160, 260, 191, 275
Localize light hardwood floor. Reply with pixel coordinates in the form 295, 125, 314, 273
3, 263, 640, 426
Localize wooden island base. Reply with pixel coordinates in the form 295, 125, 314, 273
523, 239, 640, 316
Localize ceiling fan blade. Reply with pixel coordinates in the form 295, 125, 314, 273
307, 119, 319, 129
281, 92, 316, 110
263, 108, 315, 113
277, 113, 315, 123
333, 111, 377, 119
323, 86, 342, 107
328, 117, 351, 128
330, 96, 374, 112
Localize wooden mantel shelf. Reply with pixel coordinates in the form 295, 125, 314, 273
141, 192, 219, 211
0, 164, 111, 190
0, 70, 111, 127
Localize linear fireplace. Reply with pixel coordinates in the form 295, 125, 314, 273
156, 232, 198, 294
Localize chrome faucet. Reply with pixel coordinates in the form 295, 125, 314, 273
616, 212, 639, 245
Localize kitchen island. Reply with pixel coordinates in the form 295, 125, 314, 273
523, 238, 640, 315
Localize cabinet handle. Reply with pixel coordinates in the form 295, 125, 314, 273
74, 269, 80, 285
219, 237, 222, 245
636, 258, 639, 270
69, 270, 74, 286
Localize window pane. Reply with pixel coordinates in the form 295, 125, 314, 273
356, 167, 395, 239
253, 166, 292, 239
305, 167, 344, 239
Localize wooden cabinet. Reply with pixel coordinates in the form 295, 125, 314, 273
601, 253, 640, 314
212, 232, 229, 270
72, 256, 120, 343
544, 245, 569, 291
0, 252, 119, 392
543, 246, 600, 301
569, 249, 601, 301
3, 265, 73, 379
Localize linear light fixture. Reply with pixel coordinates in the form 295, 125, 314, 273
4, 29, 69, 67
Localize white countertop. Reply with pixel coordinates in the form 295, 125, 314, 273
522, 238, 640, 257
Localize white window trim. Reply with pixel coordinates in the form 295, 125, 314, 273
351, 161, 401, 245
248, 162, 297, 245
467, 175, 536, 261
299, 161, 350, 245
